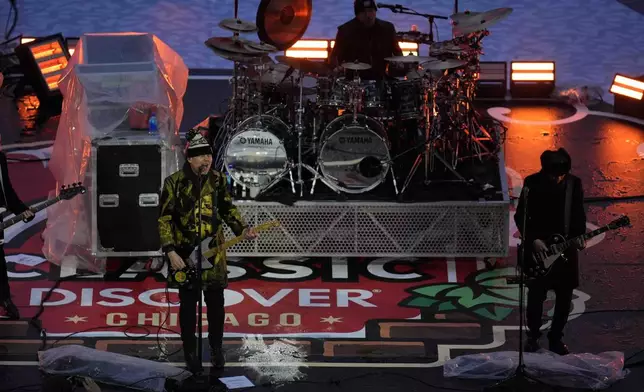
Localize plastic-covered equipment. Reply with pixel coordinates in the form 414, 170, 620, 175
443, 350, 629, 390
42, 32, 189, 272
38, 345, 192, 392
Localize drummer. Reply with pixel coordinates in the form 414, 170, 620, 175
329, 0, 403, 80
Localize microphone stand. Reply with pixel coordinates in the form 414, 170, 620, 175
485, 186, 550, 392
387, 7, 447, 50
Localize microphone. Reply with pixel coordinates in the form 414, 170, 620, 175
377, 3, 409, 10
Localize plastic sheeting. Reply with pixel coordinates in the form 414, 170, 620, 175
38, 345, 191, 392
443, 350, 629, 390
42, 32, 188, 272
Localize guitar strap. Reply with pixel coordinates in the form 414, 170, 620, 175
563, 176, 573, 237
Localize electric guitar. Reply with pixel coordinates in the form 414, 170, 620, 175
171, 220, 280, 286
1, 183, 86, 230
187, 220, 280, 268
523, 215, 630, 278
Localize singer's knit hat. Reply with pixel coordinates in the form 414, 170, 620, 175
186, 128, 212, 158
355, 0, 377, 15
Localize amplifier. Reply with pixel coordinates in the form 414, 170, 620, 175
90, 131, 169, 257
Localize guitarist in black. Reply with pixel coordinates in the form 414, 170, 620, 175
0, 151, 35, 319
515, 148, 587, 355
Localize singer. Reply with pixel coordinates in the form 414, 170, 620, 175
329, 0, 403, 80
514, 148, 587, 355
158, 129, 257, 372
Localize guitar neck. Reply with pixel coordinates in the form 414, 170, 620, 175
556, 225, 612, 251
1, 197, 60, 230
202, 221, 278, 259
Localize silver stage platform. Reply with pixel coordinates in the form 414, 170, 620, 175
226, 199, 510, 258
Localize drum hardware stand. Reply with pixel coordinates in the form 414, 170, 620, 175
387, 7, 447, 56
399, 75, 471, 196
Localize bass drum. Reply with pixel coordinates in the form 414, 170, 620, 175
317, 114, 391, 194
224, 115, 290, 191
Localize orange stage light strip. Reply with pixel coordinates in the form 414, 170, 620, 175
20, 37, 36, 44
285, 39, 419, 59
511, 62, 555, 82
610, 75, 644, 100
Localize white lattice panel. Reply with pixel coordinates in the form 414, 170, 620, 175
223, 201, 510, 257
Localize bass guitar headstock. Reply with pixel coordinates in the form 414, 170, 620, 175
607, 215, 630, 230
60, 183, 87, 200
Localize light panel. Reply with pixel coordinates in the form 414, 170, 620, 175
15, 34, 69, 103
285, 39, 419, 59
20, 37, 36, 44
610, 74, 644, 100
511, 61, 555, 81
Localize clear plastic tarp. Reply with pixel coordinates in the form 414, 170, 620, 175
39, 344, 191, 392
42, 32, 188, 272
443, 350, 629, 390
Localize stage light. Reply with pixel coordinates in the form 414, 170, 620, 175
510, 61, 555, 98
610, 74, 644, 119
285, 39, 330, 59
475, 61, 507, 99
20, 36, 36, 44
65, 37, 79, 57
330, 40, 418, 56
14, 33, 69, 106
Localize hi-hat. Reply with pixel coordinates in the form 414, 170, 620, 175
421, 59, 467, 70
385, 55, 436, 64
219, 18, 258, 32
451, 8, 513, 36
341, 61, 371, 71
275, 55, 331, 76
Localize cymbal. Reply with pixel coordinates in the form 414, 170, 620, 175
429, 40, 466, 55
385, 55, 436, 64
451, 8, 513, 36
275, 55, 331, 76
245, 41, 279, 53
341, 61, 371, 71
205, 37, 260, 55
254, 63, 301, 84
421, 59, 467, 70
219, 18, 258, 33
256, 0, 312, 50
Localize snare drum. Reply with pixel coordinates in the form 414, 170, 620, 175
390, 79, 424, 120
316, 77, 350, 107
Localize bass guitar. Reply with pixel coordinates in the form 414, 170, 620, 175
171, 220, 280, 285
523, 215, 630, 278
1, 183, 86, 230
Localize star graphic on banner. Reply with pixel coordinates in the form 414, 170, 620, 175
65, 315, 88, 324
320, 316, 343, 325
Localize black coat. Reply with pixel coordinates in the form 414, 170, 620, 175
0, 151, 29, 241
514, 172, 586, 288
329, 18, 403, 80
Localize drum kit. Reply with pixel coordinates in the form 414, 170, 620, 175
204, 2, 512, 200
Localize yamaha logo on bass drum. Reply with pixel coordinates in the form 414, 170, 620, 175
239, 137, 274, 145
339, 136, 373, 144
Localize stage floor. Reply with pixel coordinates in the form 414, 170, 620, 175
1, 98, 644, 391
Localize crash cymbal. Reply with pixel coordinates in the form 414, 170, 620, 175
275, 55, 331, 76
206, 43, 269, 64
451, 8, 513, 36
385, 55, 436, 64
256, 0, 312, 50
341, 61, 371, 71
429, 40, 466, 55
205, 37, 260, 55
421, 58, 467, 70
219, 18, 258, 33
245, 41, 279, 53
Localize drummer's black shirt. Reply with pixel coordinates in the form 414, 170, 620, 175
329, 18, 403, 80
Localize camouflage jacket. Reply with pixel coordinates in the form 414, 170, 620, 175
158, 163, 247, 288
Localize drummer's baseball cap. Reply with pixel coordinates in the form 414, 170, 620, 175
355, 0, 377, 15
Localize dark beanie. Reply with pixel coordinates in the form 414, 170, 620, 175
540, 148, 571, 175
355, 0, 377, 15
185, 128, 213, 158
